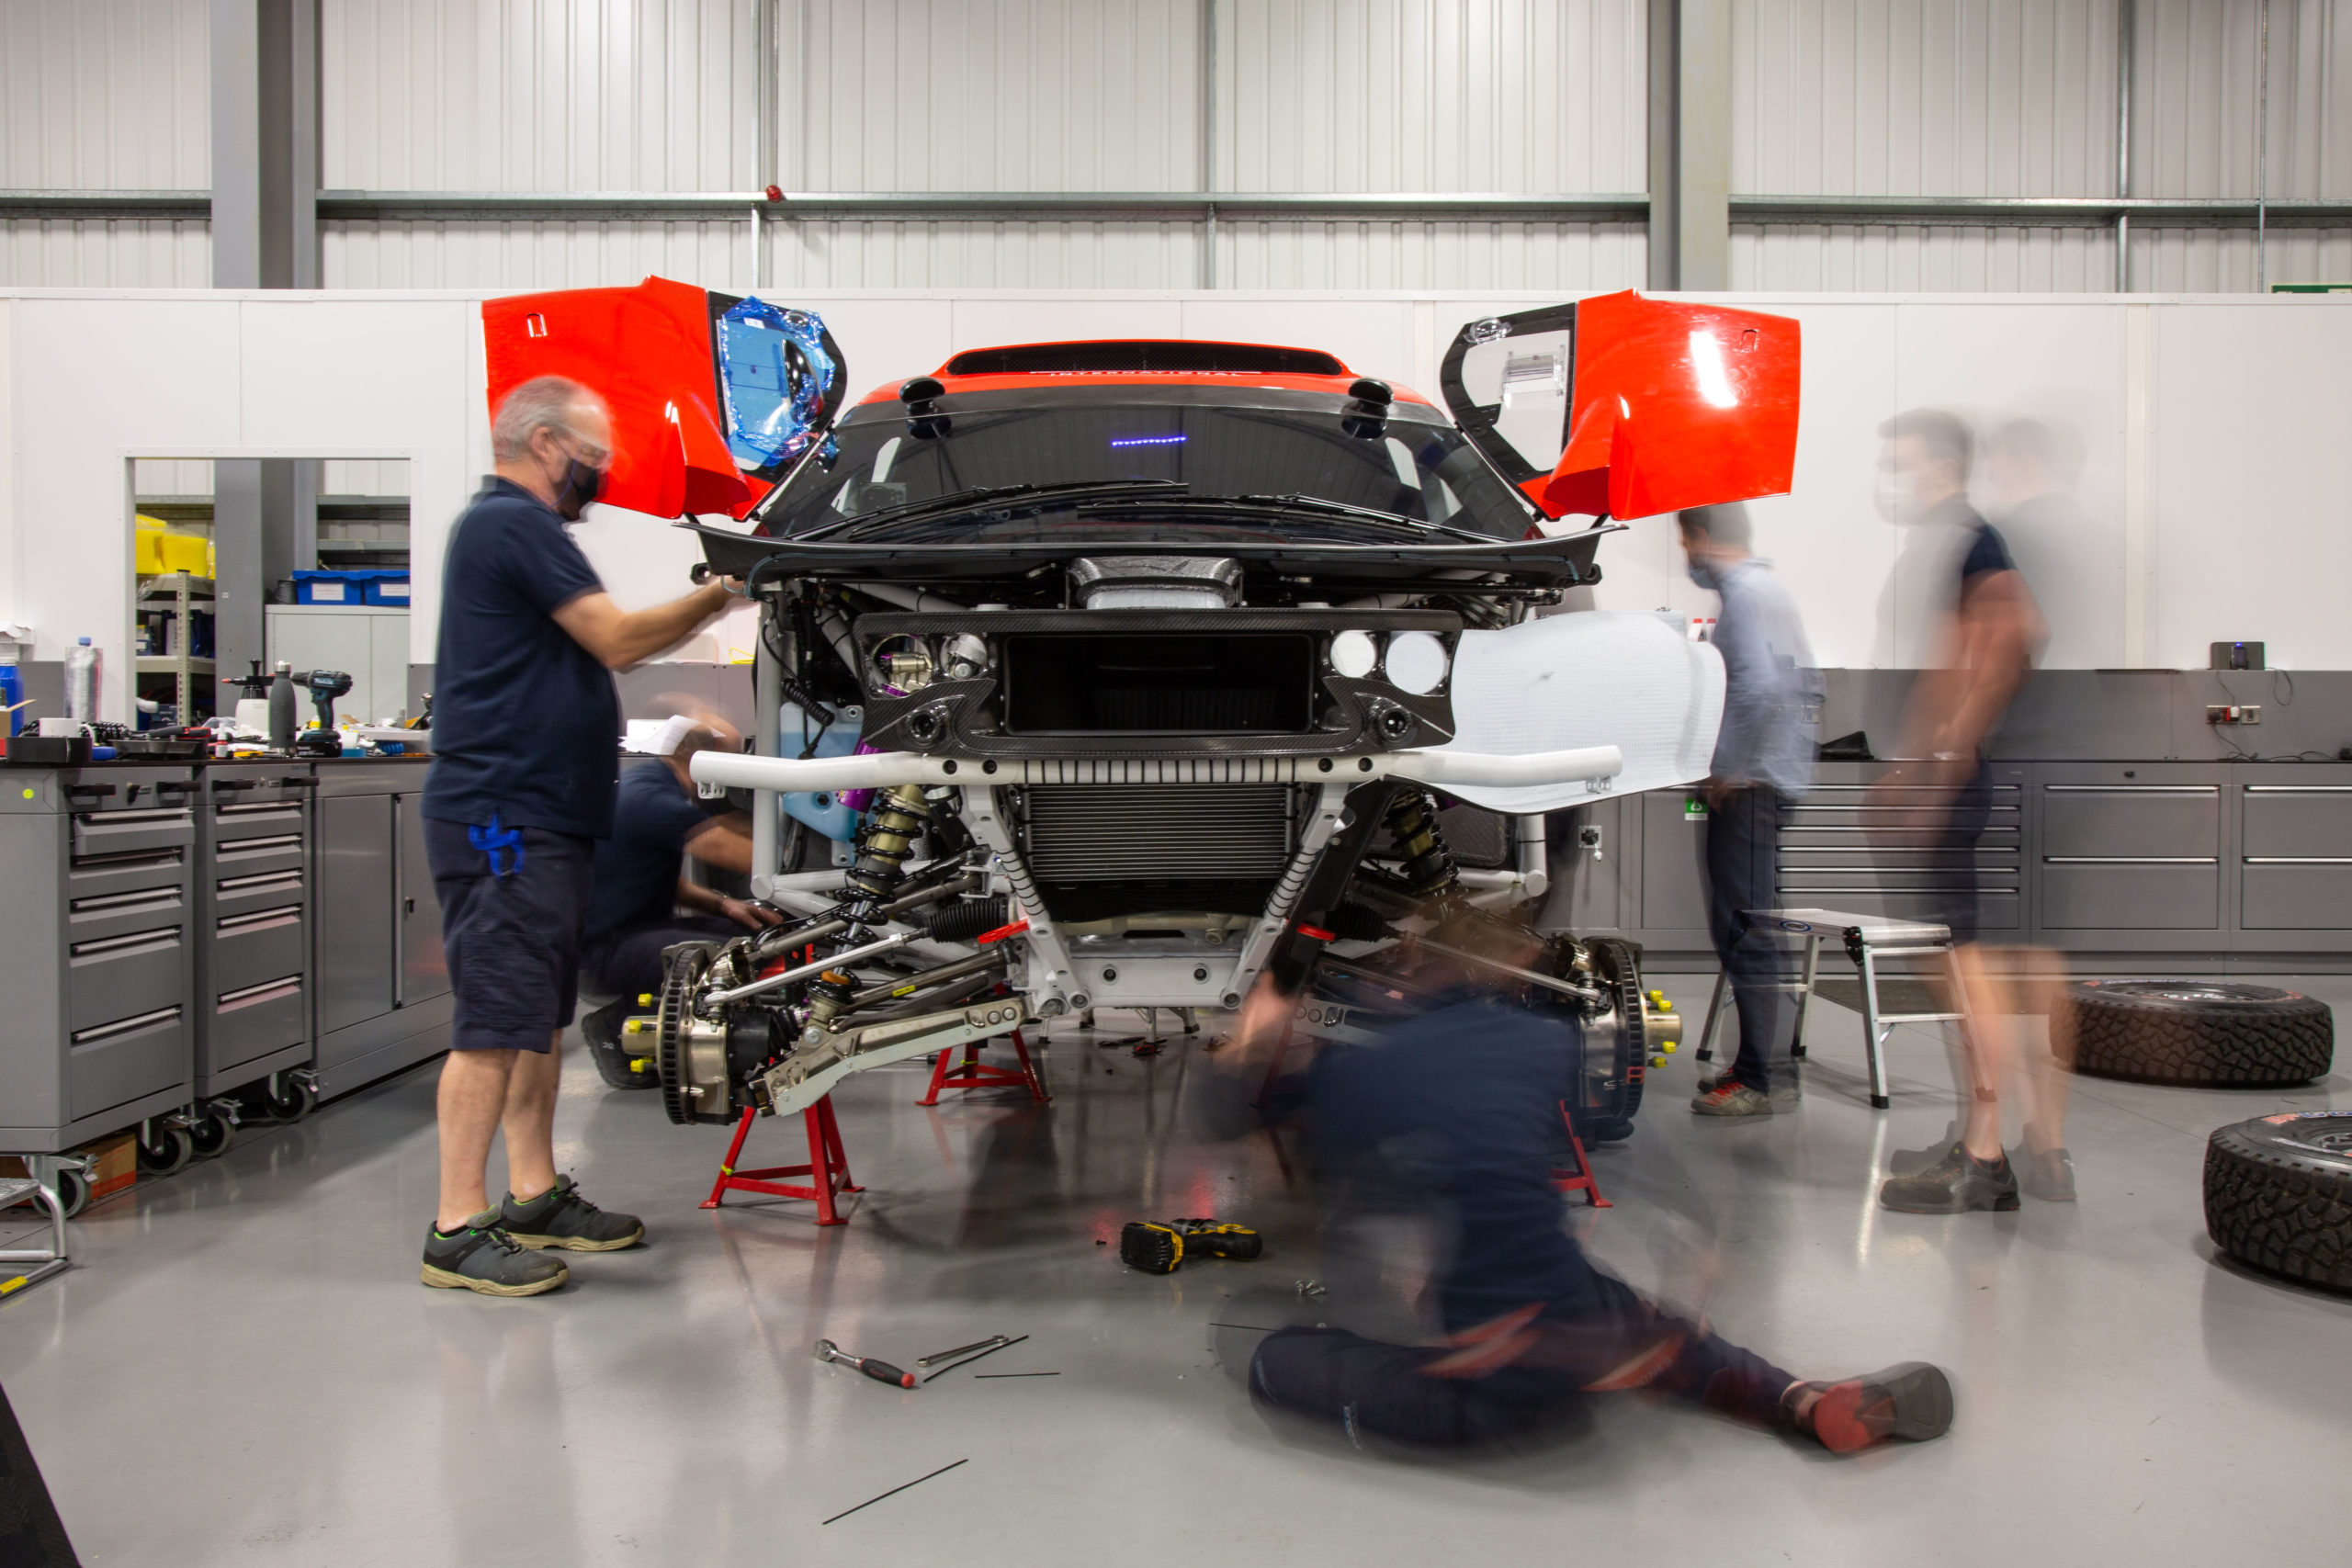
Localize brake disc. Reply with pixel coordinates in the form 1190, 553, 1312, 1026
656, 944, 718, 1126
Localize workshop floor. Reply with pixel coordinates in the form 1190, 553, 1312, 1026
5, 975, 2348, 1568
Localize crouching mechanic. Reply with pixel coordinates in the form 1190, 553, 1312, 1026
577, 711, 784, 1088
1203, 933, 1955, 1455
420, 374, 740, 1297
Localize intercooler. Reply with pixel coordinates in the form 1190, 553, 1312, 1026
1020, 784, 1295, 883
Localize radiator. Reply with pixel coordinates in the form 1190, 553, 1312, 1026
1022, 784, 1295, 883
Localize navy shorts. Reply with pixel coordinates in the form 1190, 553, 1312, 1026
425, 817, 596, 1053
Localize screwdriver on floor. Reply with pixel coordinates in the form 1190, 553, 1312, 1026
815, 1337, 916, 1389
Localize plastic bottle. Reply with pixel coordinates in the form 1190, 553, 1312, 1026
64, 637, 101, 722
0, 640, 21, 737
268, 661, 298, 753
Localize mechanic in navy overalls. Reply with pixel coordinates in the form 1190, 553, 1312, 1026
416, 374, 738, 1298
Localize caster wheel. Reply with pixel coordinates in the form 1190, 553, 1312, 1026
187, 1111, 237, 1159
53, 1168, 89, 1220
261, 1077, 318, 1122
134, 1124, 195, 1177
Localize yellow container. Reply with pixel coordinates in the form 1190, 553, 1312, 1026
135, 514, 166, 575
157, 534, 209, 576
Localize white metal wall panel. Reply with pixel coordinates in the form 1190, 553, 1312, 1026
0, 0, 209, 189
1217, 0, 1645, 194
0, 220, 210, 288
322, 0, 758, 191
322, 218, 748, 288
1733, 0, 2120, 197
1734, 224, 2118, 291
787, 0, 1203, 190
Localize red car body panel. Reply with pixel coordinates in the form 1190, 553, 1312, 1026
482, 276, 761, 519
1540, 290, 1801, 521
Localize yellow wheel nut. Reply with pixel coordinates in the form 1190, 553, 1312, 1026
1663, 1042, 1678, 1053
639, 993, 653, 1007
1649, 1055, 1668, 1068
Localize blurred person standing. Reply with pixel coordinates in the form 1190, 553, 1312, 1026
1868, 410, 2073, 1213
1679, 502, 1824, 1117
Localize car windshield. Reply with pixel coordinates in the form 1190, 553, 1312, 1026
760, 398, 1532, 542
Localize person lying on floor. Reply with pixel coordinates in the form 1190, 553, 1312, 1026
577, 710, 783, 1086
1195, 923, 1955, 1456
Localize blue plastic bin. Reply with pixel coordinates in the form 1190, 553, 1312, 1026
295, 570, 409, 606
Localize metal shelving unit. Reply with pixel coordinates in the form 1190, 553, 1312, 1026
134, 571, 216, 723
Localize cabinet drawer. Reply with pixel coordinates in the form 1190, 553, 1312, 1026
2242, 862, 2352, 930
2041, 860, 2219, 929
69, 1005, 187, 1120
67, 881, 187, 942
211, 799, 306, 838
68, 926, 187, 1028
66, 845, 187, 901
212, 904, 305, 991
2243, 788, 2352, 859
212, 829, 305, 872
216, 866, 303, 913
2042, 786, 2219, 857
72, 807, 194, 859
207, 976, 306, 1074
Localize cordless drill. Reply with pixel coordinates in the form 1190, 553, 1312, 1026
290, 669, 354, 756
1119, 1217, 1264, 1275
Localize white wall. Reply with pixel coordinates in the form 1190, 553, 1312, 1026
14, 0, 2352, 296
7, 283, 2352, 723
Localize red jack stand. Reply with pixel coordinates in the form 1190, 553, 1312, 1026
919, 1029, 1048, 1104
1551, 1104, 1612, 1209
701, 1097, 863, 1224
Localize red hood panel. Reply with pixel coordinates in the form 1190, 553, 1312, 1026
1543, 291, 1801, 520
482, 276, 758, 518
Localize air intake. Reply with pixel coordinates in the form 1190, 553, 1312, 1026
944, 340, 1346, 377
1023, 785, 1294, 883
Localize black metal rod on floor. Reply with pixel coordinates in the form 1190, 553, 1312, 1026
820, 1459, 969, 1526
920, 1334, 1029, 1382
973, 1371, 1059, 1378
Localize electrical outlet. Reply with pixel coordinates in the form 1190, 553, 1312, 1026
2208, 704, 2262, 726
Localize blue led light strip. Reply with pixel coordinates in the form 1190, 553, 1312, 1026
1108, 434, 1187, 448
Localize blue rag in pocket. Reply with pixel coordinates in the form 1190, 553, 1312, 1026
469, 814, 526, 878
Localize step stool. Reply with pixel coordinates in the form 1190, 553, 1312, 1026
702, 1097, 862, 1225
1692, 907, 1963, 1109
920, 1028, 1049, 1104
0, 1166, 73, 1297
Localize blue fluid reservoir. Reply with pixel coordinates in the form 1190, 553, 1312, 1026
778, 703, 865, 841
0, 663, 20, 736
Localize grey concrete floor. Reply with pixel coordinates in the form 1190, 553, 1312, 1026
4, 975, 2349, 1567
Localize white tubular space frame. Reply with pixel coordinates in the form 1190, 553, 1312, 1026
690, 745, 1623, 795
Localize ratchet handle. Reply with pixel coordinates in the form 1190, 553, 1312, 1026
857, 1358, 915, 1389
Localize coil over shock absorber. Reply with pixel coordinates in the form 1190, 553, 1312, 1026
808, 784, 933, 1023
1385, 788, 1463, 901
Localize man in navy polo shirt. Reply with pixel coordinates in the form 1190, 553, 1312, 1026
419, 374, 738, 1297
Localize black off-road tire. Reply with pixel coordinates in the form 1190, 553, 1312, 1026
2203, 1111, 2352, 1292
2059, 980, 2333, 1088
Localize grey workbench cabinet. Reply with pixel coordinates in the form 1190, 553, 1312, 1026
0, 764, 202, 1153
309, 758, 451, 1098
1546, 760, 2352, 974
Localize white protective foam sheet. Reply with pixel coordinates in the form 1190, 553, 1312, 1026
1433, 611, 1724, 811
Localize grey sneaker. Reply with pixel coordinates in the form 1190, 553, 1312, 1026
1695, 1069, 1801, 1105
2018, 1132, 2076, 1201
501, 1175, 645, 1252
1878, 1145, 2020, 1213
1691, 1079, 1777, 1116
422, 1211, 569, 1296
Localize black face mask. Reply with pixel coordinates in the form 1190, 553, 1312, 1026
553, 456, 604, 521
